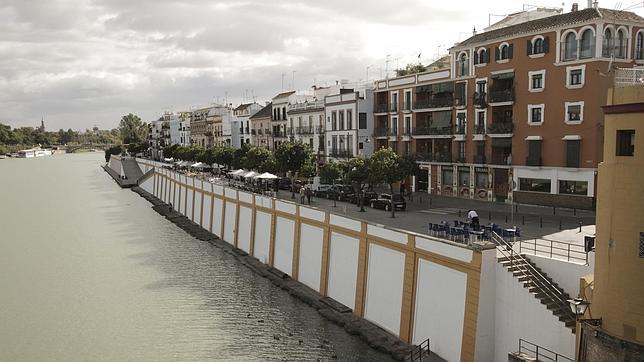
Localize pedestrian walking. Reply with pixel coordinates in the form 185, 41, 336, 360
467, 209, 480, 228
300, 186, 305, 204
306, 186, 312, 205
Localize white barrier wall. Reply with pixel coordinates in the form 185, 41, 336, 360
364, 243, 406, 335
327, 232, 360, 310
135, 160, 493, 361
413, 259, 467, 362
298, 223, 324, 291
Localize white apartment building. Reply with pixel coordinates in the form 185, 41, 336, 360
325, 87, 374, 162
232, 102, 263, 148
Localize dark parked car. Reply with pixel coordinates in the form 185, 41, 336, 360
278, 178, 291, 190
369, 193, 406, 211
350, 190, 378, 205
326, 184, 354, 201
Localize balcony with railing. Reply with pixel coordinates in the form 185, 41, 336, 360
390, 103, 398, 112
374, 103, 389, 114
403, 102, 412, 112
473, 124, 486, 135
287, 100, 324, 113
298, 126, 314, 135
615, 67, 644, 87
488, 88, 514, 103
414, 96, 453, 110
389, 128, 398, 136
454, 124, 466, 135
473, 92, 487, 107
374, 128, 389, 137
488, 121, 514, 135
412, 126, 453, 136
329, 148, 353, 158
474, 154, 486, 164
273, 130, 287, 138
315, 125, 325, 134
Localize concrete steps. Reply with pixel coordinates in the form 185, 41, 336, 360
498, 255, 576, 333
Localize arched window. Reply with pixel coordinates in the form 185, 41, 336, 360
500, 44, 509, 59
617, 29, 627, 58
459, 53, 469, 76
533, 38, 544, 54
580, 29, 594, 59
603, 28, 613, 57
636, 32, 644, 59
563, 32, 578, 60
478, 48, 488, 64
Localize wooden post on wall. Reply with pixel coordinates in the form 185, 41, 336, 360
220, 190, 227, 240
460, 252, 482, 362
353, 222, 369, 316
249, 195, 257, 256
191, 178, 196, 221
319, 212, 331, 296
291, 206, 302, 280
234, 190, 240, 248
399, 234, 418, 343
209, 191, 215, 234
199, 180, 204, 224
268, 200, 277, 267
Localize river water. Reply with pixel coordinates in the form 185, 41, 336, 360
0, 153, 391, 361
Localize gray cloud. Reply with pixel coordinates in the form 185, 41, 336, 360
0, 0, 616, 130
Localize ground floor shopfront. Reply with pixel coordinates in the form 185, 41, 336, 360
412, 162, 596, 209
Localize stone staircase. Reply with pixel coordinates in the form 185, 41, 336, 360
493, 233, 577, 333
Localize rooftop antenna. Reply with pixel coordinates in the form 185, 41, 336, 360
281, 73, 285, 91
385, 54, 391, 79
292, 70, 296, 90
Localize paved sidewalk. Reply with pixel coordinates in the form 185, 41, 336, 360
272, 189, 595, 246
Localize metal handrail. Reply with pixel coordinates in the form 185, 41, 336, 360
519, 339, 573, 362
517, 237, 588, 264
405, 338, 430, 362
492, 232, 575, 323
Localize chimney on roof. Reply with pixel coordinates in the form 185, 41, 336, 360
571, 3, 579, 12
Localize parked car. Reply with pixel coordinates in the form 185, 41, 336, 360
350, 190, 378, 205
313, 184, 333, 197
326, 184, 354, 201
369, 193, 406, 211
278, 178, 291, 190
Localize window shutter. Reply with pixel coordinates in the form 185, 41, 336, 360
566, 140, 581, 167
508, 44, 514, 59
485, 48, 490, 63
544, 36, 550, 53
527, 40, 533, 55
495, 47, 500, 61
474, 51, 479, 65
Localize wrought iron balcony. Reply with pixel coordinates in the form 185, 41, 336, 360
488, 122, 514, 134
474, 124, 486, 135
298, 126, 314, 135
315, 125, 325, 134
488, 88, 514, 103
414, 97, 453, 109
374, 128, 389, 137
416, 152, 433, 162
412, 126, 453, 136
403, 102, 412, 111
454, 124, 466, 135
473, 92, 487, 107
375, 103, 389, 113
329, 149, 352, 158
389, 128, 398, 136
390, 104, 398, 112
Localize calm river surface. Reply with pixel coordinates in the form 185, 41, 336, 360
0, 153, 391, 361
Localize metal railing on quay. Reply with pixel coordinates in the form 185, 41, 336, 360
404, 338, 430, 362
491, 232, 576, 323
517, 237, 588, 264
615, 67, 644, 87
518, 339, 573, 362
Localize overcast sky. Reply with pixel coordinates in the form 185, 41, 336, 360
2, 0, 643, 130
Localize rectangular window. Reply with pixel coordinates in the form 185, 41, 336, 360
442, 169, 454, 185
458, 141, 466, 161
339, 110, 345, 130
404, 90, 412, 111
639, 232, 644, 258
455, 82, 467, 106
566, 65, 585, 88
531, 73, 543, 90
391, 116, 398, 135
359, 113, 367, 129
404, 116, 411, 135
565, 140, 581, 167
527, 140, 542, 166
347, 110, 353, 129
391, 92, 399, 112
404, 141, 411, 155
565, 102, 584, 123
570, 69, 582, 85
475, 110, 486, 134
332, 111, 337, 130
616, 130, 635, 156
519, 178, 551, 192
528, 105, 544, 124
558, 180, 588, 195
476, 171, 488, 188
458, 167, 470, 187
